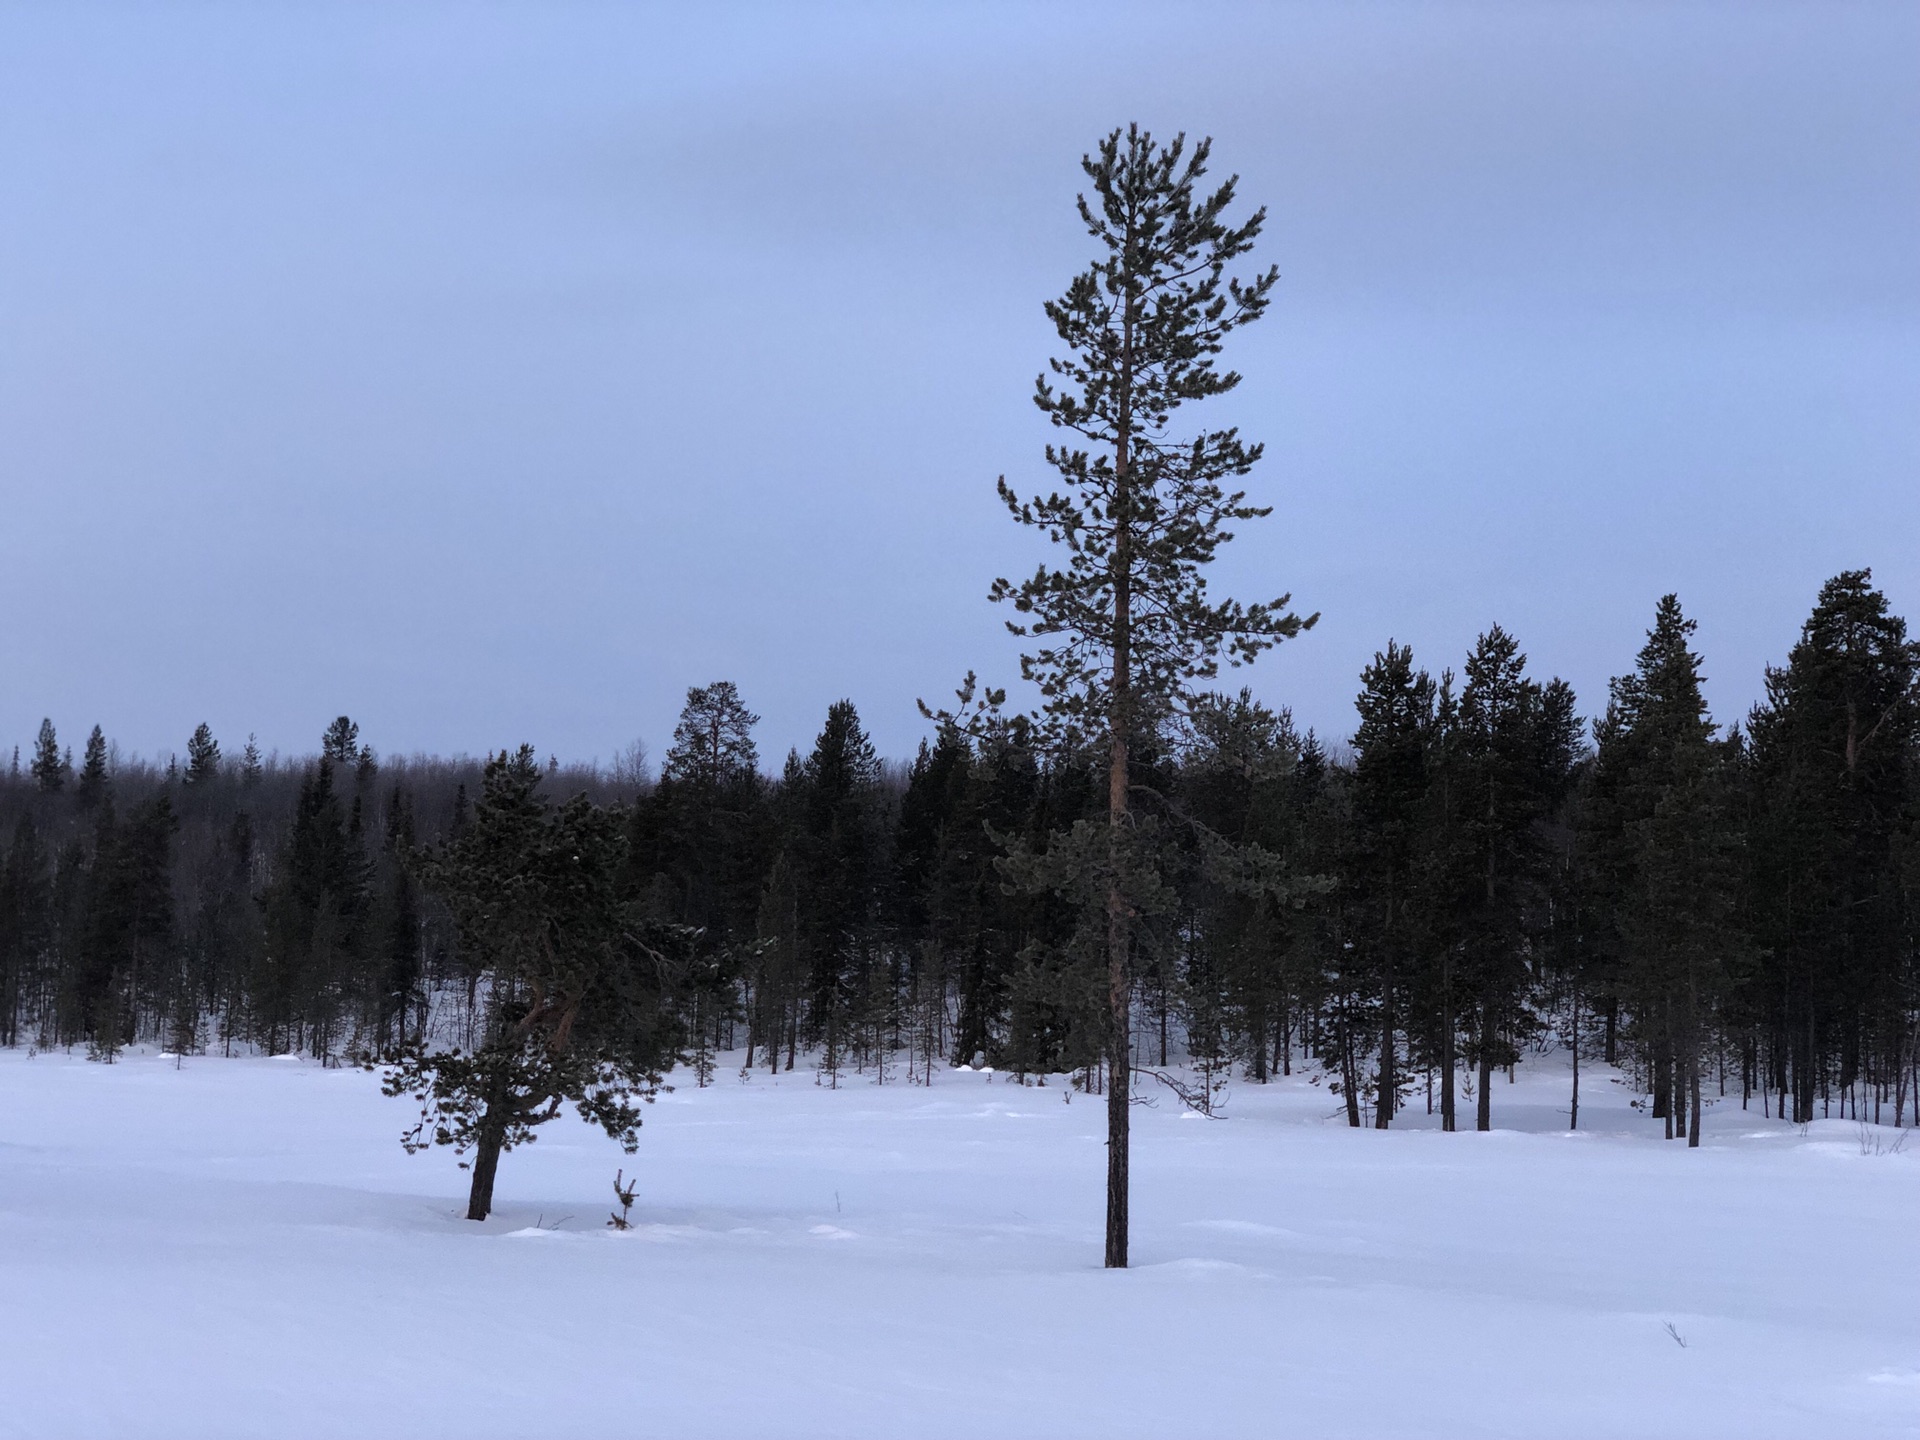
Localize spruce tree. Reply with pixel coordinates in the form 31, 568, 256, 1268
631, 683, 769, 1077
894, 718, 1043, 1073
1348, 643, 1437, 1127
79, 792, 177, 1058
30, 720, 66, 793
185, 724, 222, 786
239, 735, 263, 788
1179, 690, 1312, 1088
642, 681, 767, 939
788, 700, 884, 1082
983, 127, 1312, 1266
1425, 627, 1580, 1131
76, 727, 109, 811
260, 756, 370, 1055
1582, 596, 1742, 1142
1746, 571, 1917, 1122
375, 783, 423, 1053
321, 716, 360, 767
0, 815, 52, 1048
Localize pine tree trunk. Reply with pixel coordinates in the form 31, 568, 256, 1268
1104, 335, 1135, 1271
1342, 1021, 1362, 1128
1375, 952, 1394, 1129
1475, 995, 1494, 1131
1440, 953, 1456, 1132
1797, 1010, 1816, 1124
1675, 1054, 1688, 1139
1655, 1008, 1672, 1131
1679, 1004, 1690, 1135
1688, 1051, 1702, 1148
1569, 991, 1580, 1131
1104, 723, 1131, 1270
1659, 1051, 1673, 1137
467, 1119, 506, 1222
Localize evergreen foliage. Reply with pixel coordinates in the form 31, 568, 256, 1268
185, 724, 222, 786
980, 125, 1313, 1267
383, 746, 692, 1220
31, 719, 67, 793
0, 576, 1913, 1169
76, 727, 109, 811
1745, 571, 1918, 1123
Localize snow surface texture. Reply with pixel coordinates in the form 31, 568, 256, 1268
2, 1048, 1916, 1439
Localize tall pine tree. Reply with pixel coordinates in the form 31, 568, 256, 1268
983, 127, 1312, 1266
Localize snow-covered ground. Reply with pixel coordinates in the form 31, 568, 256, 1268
2, 1046, 1916, 1439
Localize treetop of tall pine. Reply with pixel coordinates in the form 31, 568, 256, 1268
985, 126, 1314, 741
663, 682, 760, 791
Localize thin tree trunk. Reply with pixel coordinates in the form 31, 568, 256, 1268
1158, 980, 1168, 1068
1569, 990, 1580, 1131
741, 978, 756, 1073
1688, 1050, 1703, 1148
1103, 311, 1136, 1270
1375, 952, 1395, 1129
1342, 1018, 1362, 1128
1105, 727, 1131, 1269
1103, 607, 1133, 1265
1897, 1035, 1909, 1127
1475, 996, 1494, 1132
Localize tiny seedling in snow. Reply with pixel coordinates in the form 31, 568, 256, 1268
608, 1170, 638, 1231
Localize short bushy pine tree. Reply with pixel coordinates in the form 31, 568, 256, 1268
385, 746, 691, 1221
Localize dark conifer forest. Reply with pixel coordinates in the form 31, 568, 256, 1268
4, 573, 1915, 1141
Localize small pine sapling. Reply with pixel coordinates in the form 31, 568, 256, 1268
608, 1169, 639, 1231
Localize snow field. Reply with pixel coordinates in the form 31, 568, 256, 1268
2, 1047, 1917, 1439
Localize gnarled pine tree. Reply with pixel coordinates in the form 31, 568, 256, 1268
385, 746, 692, 1220
991, 126, 1313, 1267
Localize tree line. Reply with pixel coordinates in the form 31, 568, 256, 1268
2, 568, 1913, 1139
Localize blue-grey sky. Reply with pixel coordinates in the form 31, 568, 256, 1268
3, 2, 1915, 769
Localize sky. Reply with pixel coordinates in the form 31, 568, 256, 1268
1, 1, 1915, 770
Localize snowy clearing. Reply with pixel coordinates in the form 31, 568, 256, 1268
2, 1047, 1916, 1439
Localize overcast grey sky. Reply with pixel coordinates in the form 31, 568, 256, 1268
2, 2, 1915, 768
